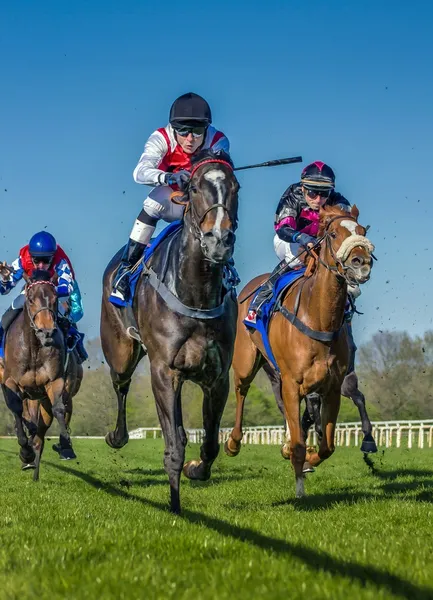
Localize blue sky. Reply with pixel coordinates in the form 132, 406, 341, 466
1, 0, 432, 344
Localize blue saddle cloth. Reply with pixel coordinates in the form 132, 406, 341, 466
244, 267, 306, 372
109, 221, 183, 308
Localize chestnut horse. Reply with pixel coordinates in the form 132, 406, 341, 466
0, 270, 79, 479
101, 150, 239, 513
225, 205, 374, 498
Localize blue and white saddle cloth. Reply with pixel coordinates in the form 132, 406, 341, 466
109, 221, 240, 308
243, 268, 306, 371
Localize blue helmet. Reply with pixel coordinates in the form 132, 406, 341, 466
29, 231, 57, 257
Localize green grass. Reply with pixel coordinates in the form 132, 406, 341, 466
1, 439, 433, 600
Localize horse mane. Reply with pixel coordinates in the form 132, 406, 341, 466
317, 205, 352, 237
191, 148, 234, 169
30, 269, 52, 282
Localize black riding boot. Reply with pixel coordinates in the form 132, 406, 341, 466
247, 260, 287, 321
111, 239, 146, 303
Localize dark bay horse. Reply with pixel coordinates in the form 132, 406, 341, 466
225, 205, 375, 498
101, 150, 239, 513
0, 270, 78, 479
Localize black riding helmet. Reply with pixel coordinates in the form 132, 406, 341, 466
301, 161, 335, 191
169, 93, 212, 128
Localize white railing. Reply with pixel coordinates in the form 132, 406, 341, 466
3, 421, 431, 449
128, 420, 433, 449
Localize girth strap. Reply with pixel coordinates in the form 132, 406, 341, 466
144, 266, 234, 320
279, 305, 341, 342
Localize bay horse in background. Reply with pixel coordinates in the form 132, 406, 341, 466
225, 205, 375, 498
101, 150, 239, 513
0, 270, 80, 479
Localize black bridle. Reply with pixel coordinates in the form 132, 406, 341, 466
185, 158, 238, 247
25, 280, 58, 332
309, 215, 373, 286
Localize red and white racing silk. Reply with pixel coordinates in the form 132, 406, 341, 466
133, 124, 229, 187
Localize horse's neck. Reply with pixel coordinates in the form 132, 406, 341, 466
165, 226, 224, 309
303, 260, 347, 332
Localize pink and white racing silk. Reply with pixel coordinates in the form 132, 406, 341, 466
133, 124, 229, 187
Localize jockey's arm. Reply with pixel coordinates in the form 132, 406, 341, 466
69, 280, 84, 323
55, 259, 74, 298
273, 190, 300, 243
133, 131, 169, 187
0, 257, 24, 295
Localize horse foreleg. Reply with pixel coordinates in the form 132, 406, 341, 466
307, 387, 341, 468
105, 371, 131, 449
32, 402, 52, 482
281, 376, 305, 498
184, 375, 230, 481
151, 362, 186, 514
225, 349, 262, 457
262, 362, 285, 418
52, 388, 76, 459
2, 382, 35, 466
46, 377, 75, 461
22, 399, 38, 442
342, 371, 377, 453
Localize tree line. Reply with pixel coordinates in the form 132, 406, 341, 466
0, 330, 432, 436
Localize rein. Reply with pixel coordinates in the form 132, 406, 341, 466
278, 214, 374, 343
143, 157, 238, 320
308, 215, 374, 286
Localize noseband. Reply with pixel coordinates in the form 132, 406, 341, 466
311, 215, 374, 285
25, 280, 57, 331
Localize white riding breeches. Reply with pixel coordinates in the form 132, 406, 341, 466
143, 186, 186, 222
129, 185, 186, 245
273, 234, 304, 268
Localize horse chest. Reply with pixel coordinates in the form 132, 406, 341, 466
19, 367, 53, 391
173, 336, 224, 377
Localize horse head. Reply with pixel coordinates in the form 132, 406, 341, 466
25, 269, 58, 346
186, 149, 239, 263
318, 204, 374, 285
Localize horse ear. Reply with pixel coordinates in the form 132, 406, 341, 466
51, 273, 59, 284
22, 271, 30, 283
351, 204, 359, 220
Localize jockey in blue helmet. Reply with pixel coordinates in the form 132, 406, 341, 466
0, 231, 88, 363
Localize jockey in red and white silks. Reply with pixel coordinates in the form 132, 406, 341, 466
111, 92, 230, 304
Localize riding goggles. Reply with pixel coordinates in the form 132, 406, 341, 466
173, 125, 206, 138
31, 255, 54, 264
306, 189, 332, 200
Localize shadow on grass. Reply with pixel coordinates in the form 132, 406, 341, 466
45, 460, 433, 600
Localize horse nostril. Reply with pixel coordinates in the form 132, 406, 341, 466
351, 256, 364, 268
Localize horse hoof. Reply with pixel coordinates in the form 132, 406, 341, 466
19, 450, 36, 465
361, 438, 378, 454
224, 438, 241, 457
302, 461, 315, 474
21, 462, 36, 471
105, 431, 128, 449
183, 460, 210, 481
281, 444, 291, 460
59, 448, 77, 460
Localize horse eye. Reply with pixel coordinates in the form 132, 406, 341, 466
190, 185, 197, 193
330, 232, 337, 239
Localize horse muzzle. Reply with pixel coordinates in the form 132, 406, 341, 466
346, 255, 372, 284
201, 229, 236, 263
35, 327, 58, 347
